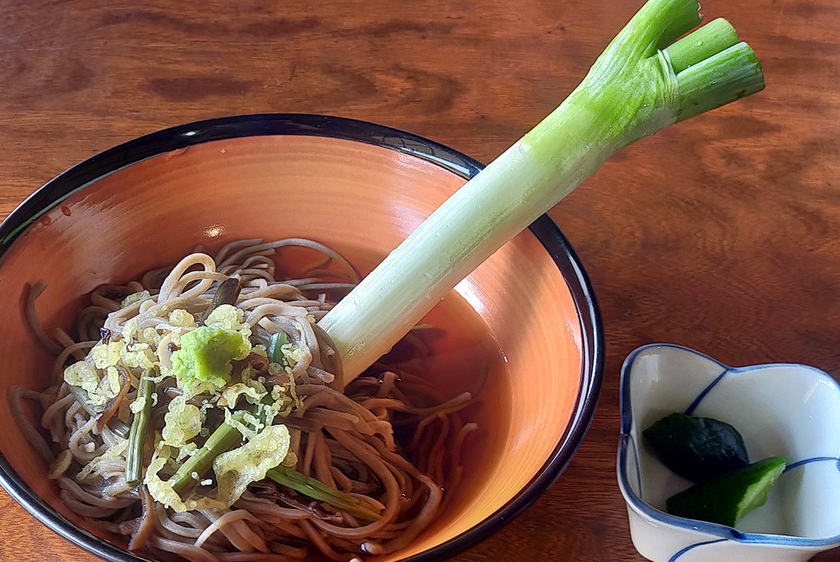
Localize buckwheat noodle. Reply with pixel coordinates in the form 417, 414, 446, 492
11, 238, 480, 562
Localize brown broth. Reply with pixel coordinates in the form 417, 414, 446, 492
382, 289, 512, 527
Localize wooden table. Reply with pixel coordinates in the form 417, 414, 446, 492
0, 0, 838, 560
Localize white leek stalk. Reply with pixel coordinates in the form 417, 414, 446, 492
320, 0, 765, 383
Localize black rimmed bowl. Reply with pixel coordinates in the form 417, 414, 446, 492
0, 115, 602, 562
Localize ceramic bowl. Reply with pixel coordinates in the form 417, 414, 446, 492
618, 344, 840, 562
0, 114, 603, 562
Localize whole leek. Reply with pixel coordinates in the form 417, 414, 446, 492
320, 0, 764, 382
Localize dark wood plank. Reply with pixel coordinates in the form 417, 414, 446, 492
0, 0, 838, 560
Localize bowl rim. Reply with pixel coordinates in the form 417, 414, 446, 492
618, 342, 840, 549
0, 113, 604, 562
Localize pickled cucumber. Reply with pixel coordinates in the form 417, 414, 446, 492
643, 413, 749, 482
666, 456, 788, 527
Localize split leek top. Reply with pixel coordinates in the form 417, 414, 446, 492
320, 0, 765, 383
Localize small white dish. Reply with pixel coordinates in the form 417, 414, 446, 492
618, 344, 840, 562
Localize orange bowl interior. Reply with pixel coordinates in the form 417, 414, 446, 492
0, 134, 585, 560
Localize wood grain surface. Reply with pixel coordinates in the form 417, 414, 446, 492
0, 0, 838, 560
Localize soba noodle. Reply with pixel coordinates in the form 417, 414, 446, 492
11, 238, 479, 562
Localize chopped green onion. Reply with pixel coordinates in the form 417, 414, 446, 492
125, 376, 155, 487
266, 466, 382, 521
320, 0, 765, 383
110, 422, 130, 439
255, 394, 274, 428
267, 332, 288, 365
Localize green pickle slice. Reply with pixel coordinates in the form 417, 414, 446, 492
643, 413, 750, 482
666, 456, 788, 527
